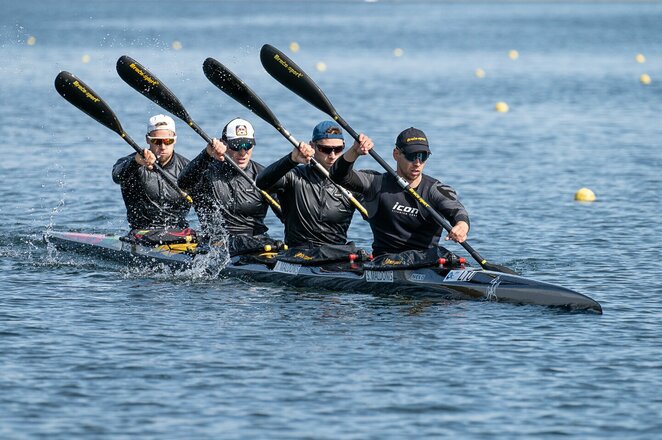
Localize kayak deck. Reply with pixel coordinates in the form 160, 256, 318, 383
44, 231, 603, 313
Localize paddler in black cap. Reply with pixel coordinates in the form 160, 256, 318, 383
256, 121, 372, 247
330, 127, 470, 257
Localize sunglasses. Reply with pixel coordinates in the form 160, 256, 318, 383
228, 142, 254, 152
148, 136, 176, 146
402, 151, 430, 163
316, 144, 344, 155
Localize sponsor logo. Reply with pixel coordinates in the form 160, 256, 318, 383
410, 273, 426, 281
405, 136, 427, 143
128, 62, 159, 86
383, 258, 403, 266
485, 276, 501, 301
444, 269, 476, 282
235, 125, 248, 136
392, 201, 419, 216
273, 54, 304, 78
293, 252, 314, 260
274, 261, 301, 275
72, 80, 100, 103
365, 270, 394, 283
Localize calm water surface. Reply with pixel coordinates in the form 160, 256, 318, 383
1, 1, 661, 438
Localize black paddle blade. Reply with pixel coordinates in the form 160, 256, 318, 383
54, 71, 124, 136
203, 57, 281, 129
116, 55, 191, 123
260, 44, 338, 119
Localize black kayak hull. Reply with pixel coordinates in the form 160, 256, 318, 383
44, 231, 603, 313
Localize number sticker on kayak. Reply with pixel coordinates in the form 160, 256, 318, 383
444, 269, 476, 282
274, 261, 301, 275
365, 270, 394, 283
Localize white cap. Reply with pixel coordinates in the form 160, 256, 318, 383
147, 114, 176, 135
222, 117, 255, 148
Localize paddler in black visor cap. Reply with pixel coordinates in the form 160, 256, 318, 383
330, 127, 470, 257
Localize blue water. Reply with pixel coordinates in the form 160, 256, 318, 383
2, 1, 661, 438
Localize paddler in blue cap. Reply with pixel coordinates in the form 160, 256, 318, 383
330, 127, 470, 257
256, 121, 373, 247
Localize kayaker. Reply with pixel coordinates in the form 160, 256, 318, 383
330, 127, 470, 257
256, 121, 371, 247
177, 117, 273, 238
112, 114, 191, 230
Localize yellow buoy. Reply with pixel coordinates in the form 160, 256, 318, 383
635, 53, 646, 64
495, 101, 509, 113
289, 42, 300, 53
640, 73, 652, 85
172, 40, 183, 50
574, 187, 596, 202
81, 54, 91, 64
508, 49, 519, 60
315, 61, 327, 72
27, 36, 37, 46
393, 48, 404, 57
475, 68, 485, 78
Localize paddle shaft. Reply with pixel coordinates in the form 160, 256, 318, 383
115, 56, 281, 215
259, 44, 518, 273
53, 71, 192, 203
201, 57, 367, 218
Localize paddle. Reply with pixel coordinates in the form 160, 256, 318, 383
53, 71, 193, 203
259, 44, 517, 275
115, 55, 282, 216
202, 57, 368, 218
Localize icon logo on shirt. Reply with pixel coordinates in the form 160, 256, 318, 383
392, 201, 419, 216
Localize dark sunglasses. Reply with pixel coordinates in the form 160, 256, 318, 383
147, 136, 176, 146
228, 142, 254, 152
316, 144, 344, 155
402, 151, 430, 163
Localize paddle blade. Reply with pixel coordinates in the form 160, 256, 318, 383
116, 55, 191, 123
260, 44, 338, 119
203, 57, 281, 129
54, 71, 124, 136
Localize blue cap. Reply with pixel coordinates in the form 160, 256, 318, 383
312, 121, 344, 142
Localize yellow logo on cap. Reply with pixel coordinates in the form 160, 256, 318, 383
405, 137, 427, 143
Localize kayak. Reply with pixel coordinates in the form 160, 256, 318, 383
44, 231, 603, 313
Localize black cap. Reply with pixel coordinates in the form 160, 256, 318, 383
395, 127, 430, 153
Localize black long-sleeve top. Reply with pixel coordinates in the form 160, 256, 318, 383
178, 149, 269, 236
112, 152, 191, 230
330, 156, 470, 256
256, 153, 359, 247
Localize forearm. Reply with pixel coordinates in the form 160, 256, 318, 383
329, 156, 371, 193
256, 153, 296, 190
177, 149, 213, 191
112, 155, 140, 183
